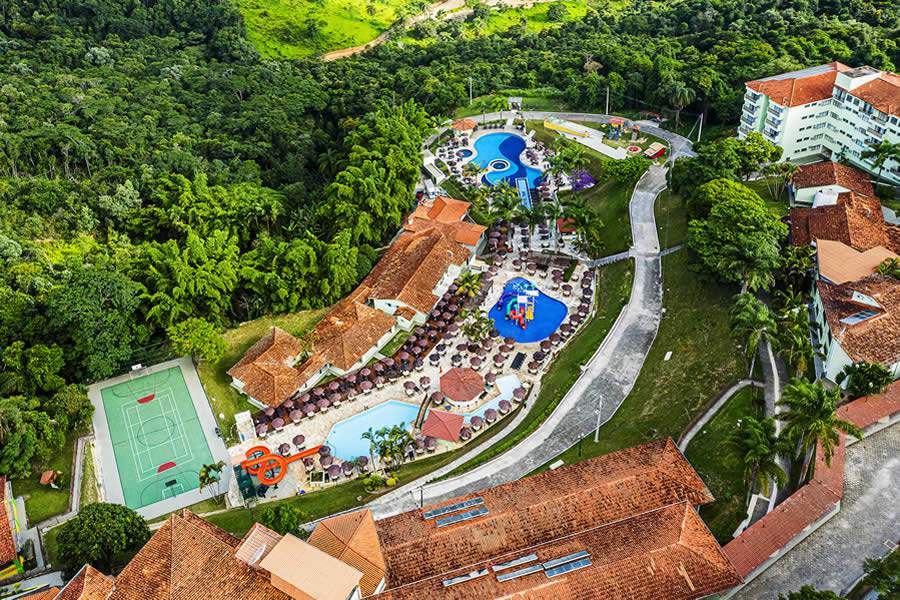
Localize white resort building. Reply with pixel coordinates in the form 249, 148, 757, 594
739, 62, 900, 184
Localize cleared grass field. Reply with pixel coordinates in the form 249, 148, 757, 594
237, 0, 416, 58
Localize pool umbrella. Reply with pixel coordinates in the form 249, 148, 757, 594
456, 342, 468, 353
342, 461, 355, 475
415, 326, 426, 336
550, 333, 561, 344
299, 392, 311, 404
503, 336, 515, 346
360, 368, 372, 378
442, 311, 453, 321
403, 380, 416, 390
256, 424, 268, 437
431, 309, 442, 319
562, 284, 572, 295
435, 321, 447, 331
527, 361, 540, 374
448, 323, 460, 333
485, 372, 497, 385
489, 230, 501, 239
328, 381, 340, 391
425, 436, 437, 450
499, 400, 512, 414
282, 399, 295, 410
484, 409, 498, 423
411, 345, 423, 355
581, 279, 592, 288
318, 445, 331, 457
449, 284, 458, 294
303, 457, 315, 468
436, 343, 447, 353
373, 362, 384, 373
429, 353, 441, 364
476, 347, 488, 357
303, 403, 316, 415
360, 380, 373, 392
489, 265, 499, 274
419, 376, 431, 387
327, 464, 341, 479
384, 357, 395, 367
357, 456, 369, 467
500, 344, 514, 353
417, 338, 428, 348
328, 392, 341, 404
481, 338, 493, 349
560, 324, 572, 334
451, 354, 462, 365
430, 391, 444, 404
375, 376, 386, 387
533, 351, 546, 362
263, 407, 275, 417
313, 387, 326, 397
345, 374, 357, 384
346, 387, 358, 399
290, 409, 303, 423
513, 387, 527, 401
460, 427, 473, 441
540, 340, 552, 351
320, 454, 334, 467
399, 352, 410, 362
316, 398, 330, 410
279, 443, 290, 455
271, 417, 285, 430
448, 303, 459, 312
407, 335, 418, 345
470, 356, 482, 369
293, 434, 305, 446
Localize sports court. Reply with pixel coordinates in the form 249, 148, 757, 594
88, 357, 230, 519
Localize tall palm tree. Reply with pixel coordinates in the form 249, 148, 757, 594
515, 202, 547, 237
490, 95, 508, 121
728, 415, 788, 502
875, 257, 900, 279
730, 293, 776, 378
361, 427, 380, 471
489, 182, 522, 222
778, 378, 864, 482
198, 460, 225, 496
456, 271, 482, 298
667, 80, 696, 129
542, 202, 565, 252
861, 140, 900, 184
562, 199, 604, 258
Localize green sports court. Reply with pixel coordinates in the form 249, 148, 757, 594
89, 357, 229, 517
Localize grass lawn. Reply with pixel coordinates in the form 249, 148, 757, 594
379, 330, 411, 357
453, 88, 566, 119
42, 525, 61, 568
237, 0, 418, 58
684, 385, 764, 544
197, 309, 328, 444
533, 251, 745, 482
744, 177, 790, 216
80, 442, 99, 507
655, 190, 689, 249
441, 259, 634, 478
468, 1, 589, 37
12, 432, 80, 525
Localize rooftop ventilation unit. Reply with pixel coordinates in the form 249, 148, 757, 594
423, 497, 484, 520
442, 569, 489, 587
491, 554, 538, 573
436, 506, 489, 528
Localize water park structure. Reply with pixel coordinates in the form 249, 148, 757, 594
496, 280, 539, 330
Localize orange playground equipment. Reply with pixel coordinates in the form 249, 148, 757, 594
240, 444, 322, 486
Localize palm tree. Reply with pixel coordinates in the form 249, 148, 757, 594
778, 378, 864, 483
198, 460, 225, 496
490, 95, 508, 121
489, 182, 522, 222
778, 245, 814, 292
562, 199, 604, 258
542, 202, 565, 252
456, 271, 482, 298
459, 309, 494, 344
667, 80, 696, 130
762, 161, 798, 203
728, 415, 788, 502
361, 427, 380, 470
515, 202, 547, 237
730, 293, 777, 378
774, 303, 814, 377
875, 257, 900, 279
861, 140, 900, 184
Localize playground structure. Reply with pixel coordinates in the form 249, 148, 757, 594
240, 444, 322, 486
496, 281, 539, 330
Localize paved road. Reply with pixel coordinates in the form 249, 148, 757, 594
370, 162, 670, 518
734, 424, 900, 598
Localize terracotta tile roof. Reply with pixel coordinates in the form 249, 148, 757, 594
747, 62, 850, 106
235, 523, 282, 567
108, 509, 291, 600
227, 327, 304, 408
19, 589, 60, 600
815, 239, 897, 284
56, 565, 115, 600
375, 439, 720, 594
792, 161, 875, 197
790, 192, 898, 252
362, 228, 470, 315
439, 367, 484, 402
836, 380, 900, 429
302, 295, 395, 373
847, 70, 900, 116
308, 509, 386, 597
420, 409, 464, 442
817, 274, 900, 364
0, 476, 15, 567
723, 384, 899, 580
405, 198, 485, 247
395, 306, 416, 321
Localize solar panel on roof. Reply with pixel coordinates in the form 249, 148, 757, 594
840, 310, 879, 325
492, 553, 538, 572
435, 506, 488, 527
850, 291, 881, 309
541, 550, 590, 570
545, 557, 592, 578
423, 497, 484, 519
496, 564, 543, 582
442, 569, 489, 587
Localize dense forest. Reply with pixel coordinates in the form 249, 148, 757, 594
0, 0, 896, 474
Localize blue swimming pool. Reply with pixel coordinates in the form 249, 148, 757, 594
488, 278, 567, 343
325, 400, 420, 461
471, 133, 542, 189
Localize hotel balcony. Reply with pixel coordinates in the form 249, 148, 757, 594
741, 114, 756, 127
768, 104, 785, 116
744, 90, 762, 102
742, 102, 760, 115
763, 128, 779, 142
765, 117, 782, 129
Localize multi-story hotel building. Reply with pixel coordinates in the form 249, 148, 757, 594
738, 62, 899, 184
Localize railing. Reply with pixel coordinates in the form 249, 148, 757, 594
768, 104, 784, 116
742, 114, 756, 126
765, 117, 781, 129
742, 103, 759, 114
763, 128, 779, 141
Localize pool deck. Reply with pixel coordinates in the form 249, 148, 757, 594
226, 259, 592, 501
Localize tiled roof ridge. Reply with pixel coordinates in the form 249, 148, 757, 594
379, 501, 707, 596
675, 502, 743, 579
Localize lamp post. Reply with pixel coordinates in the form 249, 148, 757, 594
593, 397, 604, 443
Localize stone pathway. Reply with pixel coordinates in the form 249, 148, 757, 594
734, 424, 900, 598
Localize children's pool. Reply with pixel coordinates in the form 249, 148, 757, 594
325, 400, 420, 461
471, 133, 542, 189
488, 277, 567, 343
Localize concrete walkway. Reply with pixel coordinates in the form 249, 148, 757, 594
369, 162, 671, 518
678, 380, 763, 451
734, 424, 900, 598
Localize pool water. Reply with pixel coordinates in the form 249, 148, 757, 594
488, 277, 567, 343
324, 400, 420, 461
471, 133, 542, 189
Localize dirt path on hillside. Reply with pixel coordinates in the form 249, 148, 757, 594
321, 0, 555, 61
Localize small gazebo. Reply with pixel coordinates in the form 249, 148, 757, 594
440, 367, 485, 408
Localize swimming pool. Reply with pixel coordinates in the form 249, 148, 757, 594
325, 400, 420, 461
471, 133, 542, 189
488, 278, 567, 343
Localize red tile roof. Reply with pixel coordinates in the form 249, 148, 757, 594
816, 274, 900, 364
18, 589, 60, 600
56, 565, 115, 600
405, 198, 486, 247
304, 293, 396, 373
747, 62, 850, 106
792, 161, 875, 197
439, 367, 484, 402
420, 409, 464, 442
791, 192, 899, 253
847, 70, 900, 116
374, 439, 733, 598
0, 476, 16, 567
723, 384, 900, 580
227, 327, 304, 408
308, 509, 386, 597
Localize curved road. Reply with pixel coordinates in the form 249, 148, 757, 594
368, 114, 693, 518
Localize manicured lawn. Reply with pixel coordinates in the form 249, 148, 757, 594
534, 251, 745, 477
237, 0, 416, 58
744, 177, 790, 216
441, 259, 634, 478
43, 525, 61, 568
147, 496, 227, 524
655, 189, 689, 248
684, 385, 764, 544
379, 330, 411, 357
197, 309, 328, 444
12, 433, 80, 525
80, 442, 99, 507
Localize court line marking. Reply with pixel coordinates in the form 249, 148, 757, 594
124, 388, 193, 482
